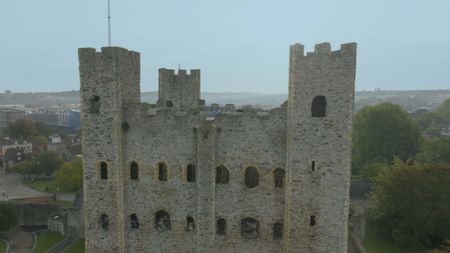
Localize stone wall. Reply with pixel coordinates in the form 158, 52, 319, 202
80, 43, 357, 253
14, 202, 59, 226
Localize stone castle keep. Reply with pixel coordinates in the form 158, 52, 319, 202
79, 42, 357, 253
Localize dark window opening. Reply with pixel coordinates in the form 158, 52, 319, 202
187, 164, 195, 182
186, 216, 195, 231
217, 218, 227, 235
244, 167, 259, 188
311, 161, 316, 172
130, 161, 139, 180
311, 96, 326, 117
274, 168, 285, 188
88, 95, 100, 113
310, 215, 316, 226
158, 162, 168, 181
216, 165, 230, 184
130, 213, 139, 229
273, 222, 283, 239
100, 162, 108, 180
100, 214, 109, 230
155, 210, 171, 231
241, 218, 259, 239
165, 100, 173, 108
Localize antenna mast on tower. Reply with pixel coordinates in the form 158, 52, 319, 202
107, 0, 111, 46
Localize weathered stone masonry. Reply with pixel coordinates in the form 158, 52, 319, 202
79, 42, 356, 253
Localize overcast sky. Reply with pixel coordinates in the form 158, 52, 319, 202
1, 0, 449, 93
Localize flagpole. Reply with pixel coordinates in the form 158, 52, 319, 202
107, 0, 111, 46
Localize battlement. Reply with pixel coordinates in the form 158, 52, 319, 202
159, 68, 200, 82
290, 42, 356, 60
78, 47, 140, 68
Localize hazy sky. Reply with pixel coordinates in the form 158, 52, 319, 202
1, 0, 449, 93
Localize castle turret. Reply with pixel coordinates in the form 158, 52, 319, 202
79, 47, 140, 252
284, 43, 357, 252
157, 68, 202, 110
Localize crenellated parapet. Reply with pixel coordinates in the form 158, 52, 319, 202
289, 42, 356, 60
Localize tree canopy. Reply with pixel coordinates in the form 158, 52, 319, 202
35, 150, 63, 176
5, 119, 50, 141
352, 103, 420, 173
413, 98, 450, 136
369, 159, 450, 250
54, 158, 83, 192
0, 203, 18, 232
416, 136, 450, 164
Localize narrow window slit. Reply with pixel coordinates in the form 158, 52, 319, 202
310, 215, 316, 226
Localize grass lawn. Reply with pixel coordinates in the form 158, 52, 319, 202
23, 178, 58, 193
62, 239, 85, 253
31, 231, 64, 253
0, 239, 6, 253
364, 222, 428, 253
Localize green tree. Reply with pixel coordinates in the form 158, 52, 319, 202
414, 111, 435, 132
0, 203, 18, 232
435, 98, 450, 124
360, 161, 387, 180
5, 119, 50, 141
10, 160, 33, 176
35, 150, 62, 176
369, 159, 450, 251
54, 158, 83, 192
416, 137, 450, 164
352, 103, 420, 174
5, 119, 38, 140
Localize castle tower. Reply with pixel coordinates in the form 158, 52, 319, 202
284, 43, 356, 252
157, 68, 202, 110
79, 47, 140, 252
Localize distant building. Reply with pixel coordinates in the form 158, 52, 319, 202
0, 108, 25, 128
27, 109, 80, 129
49, 135, 61, 143
0, 139, 33, 169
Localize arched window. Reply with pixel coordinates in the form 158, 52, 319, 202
88, 95, 100, 113
130, 213, 139, 229
244, 166, 259, 188
155, 210, 171, 231
217, 218, 227, 235
100, 162, 108, 180
274, 168, 285, 188
311, 96, 326, 117
186, 216, 195, 231
216, 165, 230, 184
158, 162, 168, 181
166, 100, 173, 108
100, 214, 109, 230
273, 222, 283, 239
241, 218, 259, 239
130, 161, 139, 180
187, 164, 195, 183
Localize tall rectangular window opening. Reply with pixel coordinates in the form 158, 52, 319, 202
311, 96, 326, 117
158, 162, 168, 181
100, 161, 108, 180
130, 161, 139, 180
187, 164, 195, 182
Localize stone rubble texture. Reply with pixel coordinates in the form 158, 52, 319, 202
79, 42, 357, 253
